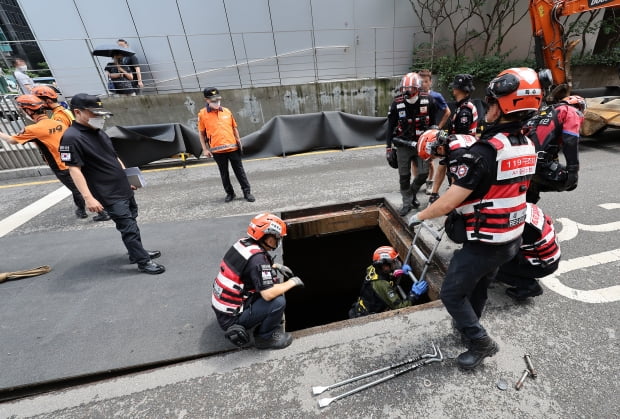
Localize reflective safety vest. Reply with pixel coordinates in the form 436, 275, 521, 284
394, 93, 431, 140
211, 239, 263, 315
521, 203, 561, 267
456, 133, 537, 243
451, 100, 478, 135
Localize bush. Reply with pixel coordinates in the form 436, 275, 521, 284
412, 52, 534, 88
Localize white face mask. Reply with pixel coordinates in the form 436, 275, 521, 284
88, 117, 106, 130
209, 100, 221, 109
18, 65, 27, 72
405, 95, 419, 104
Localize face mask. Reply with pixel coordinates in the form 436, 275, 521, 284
209, 100, 221, 109
88, 117, 106, 130
18, 65, 27, 72
406, 95, 419, 104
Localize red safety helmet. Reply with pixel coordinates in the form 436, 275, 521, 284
400, 72, 421, 97
417, 129, 448, 160
485, 68, 543, 115
372, 246, 399, 267
31, 84, 59, 100
561, 95, 587, 113
15, 95, 45, 111
247, 213, 287, 241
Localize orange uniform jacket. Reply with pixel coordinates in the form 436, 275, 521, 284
12, 118, 68, 171
197, 106, 239, 153
52, 106, 75, 128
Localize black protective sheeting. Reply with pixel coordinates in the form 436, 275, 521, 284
240, 111, 387, 158
106, 123, 202, 167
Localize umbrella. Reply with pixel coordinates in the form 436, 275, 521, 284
92, 44, 135, 57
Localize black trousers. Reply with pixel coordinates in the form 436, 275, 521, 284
440, 238, 521, 340
212, 150, 251, 195
105, 197, 150, 265
54, 168, 85, 210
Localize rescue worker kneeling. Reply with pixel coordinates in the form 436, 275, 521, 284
349, 246, 428, 318
496, 203, 561, 301
211, 213, 304, 350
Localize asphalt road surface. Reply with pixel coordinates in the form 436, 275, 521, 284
0, 129, 618, 418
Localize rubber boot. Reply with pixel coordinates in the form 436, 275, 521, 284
457, 335, 499, 370
254, 329, 293, 350
399, 189, 413, 216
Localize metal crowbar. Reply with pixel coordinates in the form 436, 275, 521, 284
313, 343, 443, 408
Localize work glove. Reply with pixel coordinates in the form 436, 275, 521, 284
401, 264, 412, 275
272, 263, 294, 279
565, 166, 579, 191
428, 193, 440, 204
288, 276, 304, 288
409, 280, 428, 299
386, 147, 398, 168
408, 213, 422, 228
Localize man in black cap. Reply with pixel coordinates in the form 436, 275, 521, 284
427, 74, 480, 203
198, 87, 255, 203
59, 93, 165, 274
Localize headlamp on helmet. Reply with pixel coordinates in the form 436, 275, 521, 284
485, 68, 543, 115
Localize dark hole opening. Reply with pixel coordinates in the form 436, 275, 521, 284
282, 226, 428, 332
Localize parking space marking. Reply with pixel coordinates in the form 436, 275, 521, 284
0, 186, 71, 238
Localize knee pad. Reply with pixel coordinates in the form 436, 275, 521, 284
224, 324, 250, 347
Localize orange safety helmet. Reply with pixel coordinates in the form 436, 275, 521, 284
485, 68, 543, 115
417, 129, 448, 160
561, 95, 587, 113
400, 72, 421, 97
15, 95, 46, 111
247, 213, 287, 241
372, 246, 399, 267
31, 84, 59, 100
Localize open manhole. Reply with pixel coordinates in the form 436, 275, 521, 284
280, 198, 444, 332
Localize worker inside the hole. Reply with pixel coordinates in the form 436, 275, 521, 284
211, 213, 304, 350
408, 68, 541, 370
348, 246, 429, 318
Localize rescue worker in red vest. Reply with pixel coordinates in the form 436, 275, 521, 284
348, 246, 428, 318
427, 74, 480, 205
408, 68, 540, 370
385, 72, 438, 216
211, 213, 304, 350
523, 95, 585, 203
496, 203, 561, 301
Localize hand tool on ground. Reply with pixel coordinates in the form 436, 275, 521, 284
315, 343, 443, 408
524, 353, 537, 378
515, 369, 530, 390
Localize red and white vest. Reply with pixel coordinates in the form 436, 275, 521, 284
521, 203, 561, 266
456, 133, 537, 243
212, 239, 263, 315
451, 100, 479, 135
448, 134, 478, 152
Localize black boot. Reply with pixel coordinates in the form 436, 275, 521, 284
457, 335, 499, 370
254, 329, 293, 350
506, 282, 543, 301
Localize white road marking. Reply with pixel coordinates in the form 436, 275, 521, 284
600, 203, 620, 210
541, 249, 620, 303
0, 186, 71, 238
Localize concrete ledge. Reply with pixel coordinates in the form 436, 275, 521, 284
0, 166, 53, 181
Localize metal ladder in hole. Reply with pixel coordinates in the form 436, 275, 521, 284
403, 221, 445, 284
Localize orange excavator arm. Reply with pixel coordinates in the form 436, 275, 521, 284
529, 0, 620, 98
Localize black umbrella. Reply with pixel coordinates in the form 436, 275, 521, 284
92, 44, 135, 57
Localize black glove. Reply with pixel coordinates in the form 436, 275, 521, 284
565, 166, 579, 191
429, 193, 440, 204
272, 263, 294, 279
289, 276, 304, 288
386, 148, 398, 168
